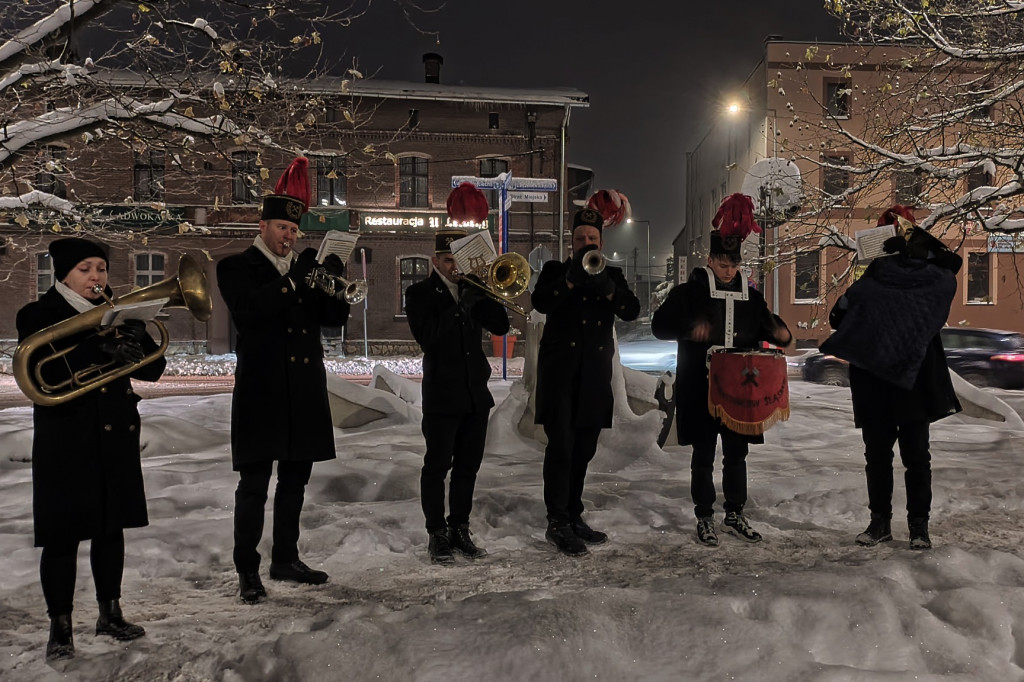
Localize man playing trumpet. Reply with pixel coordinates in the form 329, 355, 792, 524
405, 184, 510, 564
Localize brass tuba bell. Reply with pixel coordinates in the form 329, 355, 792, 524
13, 254, 212, 406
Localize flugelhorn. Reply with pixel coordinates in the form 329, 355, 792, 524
305, 267, 368, 304
459, 252, 531, 316
14, 254, 212, 406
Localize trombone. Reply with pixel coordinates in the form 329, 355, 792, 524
305, 267, 368, 304
458, 252, 531, 316
13, 254, 212, 406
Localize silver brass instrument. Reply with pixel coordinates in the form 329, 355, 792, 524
459, 251, 531, 316
305, 267, 368, 304
582, 249, 606, 276
13, 254, 212, 406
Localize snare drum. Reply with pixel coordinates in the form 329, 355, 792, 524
707, 348, 790, 436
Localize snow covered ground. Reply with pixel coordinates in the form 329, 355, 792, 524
1, 371, 1023, 681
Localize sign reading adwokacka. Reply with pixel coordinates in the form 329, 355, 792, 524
91, 204, 186, 228
359, 212, 489, 231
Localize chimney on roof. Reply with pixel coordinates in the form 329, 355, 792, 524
423, 52, 443, 84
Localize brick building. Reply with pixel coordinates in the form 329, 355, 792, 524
0, 55, 590, 355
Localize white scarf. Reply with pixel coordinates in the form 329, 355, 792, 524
253, 235, 296, 276
55, 280, 104, 314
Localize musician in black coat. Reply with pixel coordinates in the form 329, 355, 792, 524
216, 157, 350, 603
821, 205, 962, 550
405, 228, 510, 564
16, 238, 165, 661
652, 196, 792, 548
532, 207, 641, 556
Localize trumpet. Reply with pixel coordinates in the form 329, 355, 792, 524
582, 249, 606, 276
14, 254, 212, 406
305, 267, 368, 304
458, 252, 531, 316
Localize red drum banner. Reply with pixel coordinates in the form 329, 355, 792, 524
708, 349, 790, 436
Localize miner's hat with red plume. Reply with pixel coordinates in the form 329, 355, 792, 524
436, 182, 489, 253
877, 204, 916, 230
584, 189, 631, 230
261, 157, 311, 224
710, 193, 762, 260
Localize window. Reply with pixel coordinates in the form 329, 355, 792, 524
794, 250, 821, 302
36, 252, 54, 299
488, 112, 500, 129
399, 156, 429, 208
37, 145, 67, 198
893, 169, 922, 205
134, 252, 165, 287
133, 150, 165, 202
825, 81, 851, 118
313, 155, 347, 207
966, 166, 994, 192
822, 155, 850, 199
231, 151, 258, 204
479, 157, 508, 210
399, 256, 430, 313
966, 251, 991, 303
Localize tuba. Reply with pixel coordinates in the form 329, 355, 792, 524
460, 252, 531, 316
14, 254, 212, 406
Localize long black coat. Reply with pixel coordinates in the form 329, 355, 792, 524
532, 260, 640, 429
405, 271, 510, 414
651, 268, 790, 445
217, 246, 349, 468
17, 288, 166, 547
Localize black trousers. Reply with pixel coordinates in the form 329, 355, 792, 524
233, 460, 313, 573
420, 411, 488, 532
690, 428, 750, 519
40, 530, 125, 617
542, 420, 602, 525
862, 419, 931, 518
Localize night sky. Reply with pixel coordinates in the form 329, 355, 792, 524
340, 0, 844, 269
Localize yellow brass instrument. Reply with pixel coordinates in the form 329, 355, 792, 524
582, 249, 606, 276
305, 267, 368, 304
459, 251, 531, 316
13, 254, 212, 406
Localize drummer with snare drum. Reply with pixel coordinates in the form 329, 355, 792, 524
651, 193, 793, 548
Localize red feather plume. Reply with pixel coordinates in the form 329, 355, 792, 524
586, 189, 631, 228
712, 193, 762, 239
273, 157, 311, 211
877, 204, 915, 227
446, 182, 490, 224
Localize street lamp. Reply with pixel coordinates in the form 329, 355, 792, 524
626, 218, 651, 312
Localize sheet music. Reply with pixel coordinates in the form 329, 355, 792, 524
100, 297, 169, 328
855, 225, 896, 262
316, 231, 359, 264
451, 232, 497, 276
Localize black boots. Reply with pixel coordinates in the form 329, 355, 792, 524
909, 517, 932, 550
856, 513, 893, 546
46, 613, 74, 662
449, 524, 487, 559
570, 518, 608, 545
239, 571, 267, 604
546, 522, 588, 556
96, 600, 146, 641
269, 560, 329, 585
428, 528, 456, 565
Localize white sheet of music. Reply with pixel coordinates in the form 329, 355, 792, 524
451, 232, 497, 276
100, 297, 169, 328
855, 225, 895, 262
315, 231, 359, 264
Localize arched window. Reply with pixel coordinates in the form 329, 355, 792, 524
398, 255, 430, 314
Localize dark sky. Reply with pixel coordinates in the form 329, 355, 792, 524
341, 0, 843, 263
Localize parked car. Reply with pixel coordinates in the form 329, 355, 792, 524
617, 324, 677, 374
801, 327, 1024, 389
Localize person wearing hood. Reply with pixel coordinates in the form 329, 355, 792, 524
16, 237, 166, 661
652, 193, 793, 548
821, 205, 962, 550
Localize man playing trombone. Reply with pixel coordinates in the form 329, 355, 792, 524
532, 205, 640, 556
405, 184, 510, 564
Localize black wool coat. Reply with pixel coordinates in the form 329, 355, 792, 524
651, 268, 790, 445
405, 271, 510, 415
217, 246, 350, 469
17, 288, 166, 547
532, 260, 640, 429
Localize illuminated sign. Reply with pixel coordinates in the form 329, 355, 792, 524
358, 212, 490, 232
988, 233, 1024, 253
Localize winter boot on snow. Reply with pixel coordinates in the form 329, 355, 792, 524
722, 511, 763, 543
96, 600, 145, 641
696, 517, 719, 547
908, 517, 932, 550
45, 613, 74, 662
855, 513, 893, 546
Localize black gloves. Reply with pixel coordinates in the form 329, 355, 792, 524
97, 336, 146, 365
566, 244, 597, 286
289, 248, 320, 288
115, 319, 148, 344
322, 254, 346, 277
882, 235, 908, 256
591, 270, 615, 298
458, 275, 486, 311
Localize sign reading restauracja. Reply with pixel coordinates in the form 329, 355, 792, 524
358, 211, 489, 232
